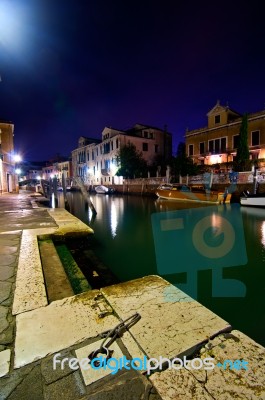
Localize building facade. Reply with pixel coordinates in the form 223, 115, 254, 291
0, 121, 17, 193
42, 160, 72, 185
71, 124, 172, 185
185, 101, 265, 166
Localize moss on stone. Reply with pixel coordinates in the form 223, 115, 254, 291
55, 244, 91, 294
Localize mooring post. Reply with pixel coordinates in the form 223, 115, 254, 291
75, 177, 97, 215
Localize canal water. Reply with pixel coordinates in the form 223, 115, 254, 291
61, 192, 265, 347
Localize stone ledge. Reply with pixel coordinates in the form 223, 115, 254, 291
149, 329, 265, 400
12, 230, 48, 316
102, 275, 231, 360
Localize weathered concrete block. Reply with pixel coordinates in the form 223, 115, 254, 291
102, 276, 231, 360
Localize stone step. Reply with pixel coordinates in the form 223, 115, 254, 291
38, 239, 74, 302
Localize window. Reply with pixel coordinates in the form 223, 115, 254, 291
215, 115, 221, 124
188, 144, 194, 156
143, 131, 148, 138
209, 140, 214, 153
233, 135, 239, 149
208, 137, 226, 154
252, 130, 260, 146
199, 142, 205, 154
116, 139, 119, 148
221, 137, 226, 152
155, 144, 158, 153
143, 143, 148, 151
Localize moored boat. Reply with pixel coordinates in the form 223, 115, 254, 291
95, 185, 115, 194
240, 192, 265, 207
155, 184, 231, 204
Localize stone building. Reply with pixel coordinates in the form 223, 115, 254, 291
0, 120, 17, 193
185, 101, 265, 166
71, 124, 172, 185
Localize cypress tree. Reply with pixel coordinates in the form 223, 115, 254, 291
234, 113, 250, 171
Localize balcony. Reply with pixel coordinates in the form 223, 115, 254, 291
101, 169, 111, 176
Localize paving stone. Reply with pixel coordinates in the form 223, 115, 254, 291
41, 350, 75, 384
14, 290, 118, 368
7, 365, 44, 400
75, 340, 124, 386
0, 321, 14, 344
43, 371, 86, 400
85, 370, 153, 400
0, 247, 18, 255
0, 306, 9, 333
0, 234, 21, 245
0, 267, 15, 281
0, 255, 17, 267
0, 349, 11, 378
0, 364, 33, 400
0, 282, 12, 304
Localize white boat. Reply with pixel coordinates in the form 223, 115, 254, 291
94, 185, 115, 194
240, 192, 265, 207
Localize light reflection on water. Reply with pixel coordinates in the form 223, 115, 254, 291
61, 192, 265, 346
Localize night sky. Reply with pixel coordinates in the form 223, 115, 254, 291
1, 0, 265, 161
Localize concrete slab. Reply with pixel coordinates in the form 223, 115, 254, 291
75, 340, 124, 385
150, 330, 265, 400
47, 208, 94, 237
14, 290, 119, 368
12, 230, 48, 315
0, 209, 57, 232
39, 239, 74, 302
202, 330, 265, 399
150, 367, 212, 400
102, 276, 231, 360
0, 349, 11, 377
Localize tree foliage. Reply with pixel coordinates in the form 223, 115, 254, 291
116, 142, 148, 178
170, 142, 198, 179
234, 113, 251, 171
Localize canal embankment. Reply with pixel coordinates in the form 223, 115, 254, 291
0, 191, 264, 399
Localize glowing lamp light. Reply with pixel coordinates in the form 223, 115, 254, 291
13, 154, 22, 162
50, 174, 54, 179
15, 168, 21, 174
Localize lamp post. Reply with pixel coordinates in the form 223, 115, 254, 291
13, 154, 22, 193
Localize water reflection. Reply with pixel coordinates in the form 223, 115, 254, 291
60, 192, 265, 346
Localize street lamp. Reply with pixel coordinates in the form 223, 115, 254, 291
13, 154, 22, 193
